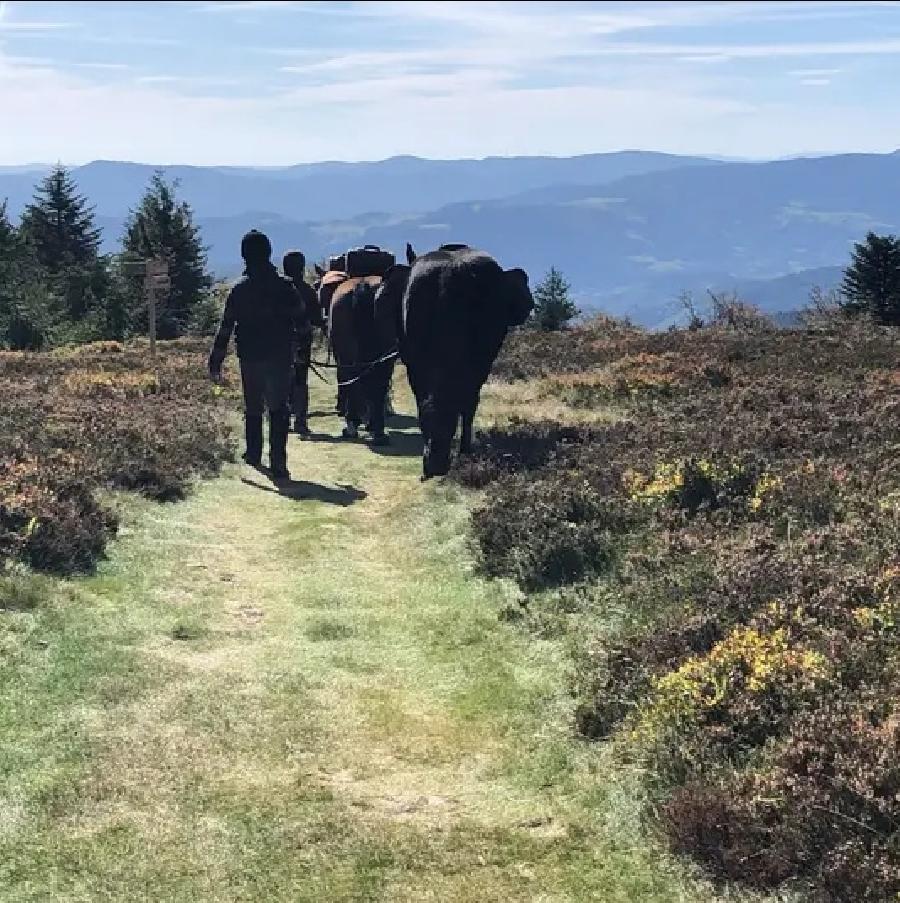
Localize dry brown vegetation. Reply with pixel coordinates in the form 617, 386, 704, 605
0, 339, 234, 573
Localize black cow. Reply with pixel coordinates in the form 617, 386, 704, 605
378, 244, 533, 478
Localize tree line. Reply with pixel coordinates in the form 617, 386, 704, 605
0, 166, 213, 350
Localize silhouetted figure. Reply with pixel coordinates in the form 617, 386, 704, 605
282, 250, 324, 437
208, 230, 304, 482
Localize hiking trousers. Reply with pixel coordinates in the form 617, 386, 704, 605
239, 352, 293, 418
292, 339, 313, 426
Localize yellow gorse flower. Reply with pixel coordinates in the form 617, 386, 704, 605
632, 626, 827, 745
749, 473, 782, 512
64, 369, 160, 398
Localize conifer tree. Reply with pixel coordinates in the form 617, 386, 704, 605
122, 172, 211, 339
531, 266, 579, 331
19, 165, 105, 322
20, 165, 101, 273
0, 200, 58, 349
841, 231, 900, 326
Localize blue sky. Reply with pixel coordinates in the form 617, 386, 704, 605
2, 0, 900, 165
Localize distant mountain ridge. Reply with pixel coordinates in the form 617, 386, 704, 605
0, 151, 714, 221
2, 150, 893, 326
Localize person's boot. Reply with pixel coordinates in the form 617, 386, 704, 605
294, 384, 310, 436
242, 415, 263, 467
269, 411, 291, 481
366, 392, 389, 446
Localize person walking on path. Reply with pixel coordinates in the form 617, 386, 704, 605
208, 230, 304, 482
282, 250, 324, 437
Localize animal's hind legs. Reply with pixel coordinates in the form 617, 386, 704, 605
459, 392, 480, 454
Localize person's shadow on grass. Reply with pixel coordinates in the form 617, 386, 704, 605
240, 473, 366, 506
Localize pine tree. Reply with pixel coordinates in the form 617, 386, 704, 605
19, 165, 105, 322
0, 200, 59, 349
841, 232, 900, 326
0, 200, 16, 254
122, 172, 211, 339
0, 200, 20, 317
531, 266, 578, 331
20, 165, 101, 273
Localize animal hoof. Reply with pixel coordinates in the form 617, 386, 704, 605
341, 426, 359, 440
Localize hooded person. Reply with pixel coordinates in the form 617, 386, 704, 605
282, 250, 325, 437
208, 229, 304, 482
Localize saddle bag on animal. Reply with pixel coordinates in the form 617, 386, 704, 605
328, 253, 347, 272
345, 245, 395, 278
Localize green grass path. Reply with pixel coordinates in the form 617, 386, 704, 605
0, 378, 733, 902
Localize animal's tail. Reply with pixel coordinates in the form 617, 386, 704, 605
351, 281, 378, 358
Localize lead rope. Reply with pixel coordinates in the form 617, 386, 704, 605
307, 348, 400, 387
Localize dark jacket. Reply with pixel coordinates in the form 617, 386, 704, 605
209, 264, 305, 367
290, 277, 324, 332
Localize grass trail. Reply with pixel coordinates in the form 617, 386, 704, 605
0, 374, 747, 902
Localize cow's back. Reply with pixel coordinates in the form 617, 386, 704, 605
403, 248, 509, 386
329, 275, 385, 364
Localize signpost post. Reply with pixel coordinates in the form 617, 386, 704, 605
143, 256, 170, 361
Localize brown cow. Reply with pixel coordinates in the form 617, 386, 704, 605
327, 275, 397, 445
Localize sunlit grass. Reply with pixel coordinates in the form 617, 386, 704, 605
0, 374, 768, 902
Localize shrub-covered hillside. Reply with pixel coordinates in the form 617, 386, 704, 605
458, 316, 900, 901
0, 340, 234, 573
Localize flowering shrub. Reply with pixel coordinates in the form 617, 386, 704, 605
63, 368, 161, 398
632, 626, 827, 782
625, 458, 765, 515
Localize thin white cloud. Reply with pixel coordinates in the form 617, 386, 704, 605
0, 22, 71, 30
72, 62, 131, 71
0, 19, 73, 29
789, 68, 842, 77
801, 78, 832, 86
200, 1, 316, 11
594, 38, 900, 60
135, 73, 243, 88
136, 75, 181, 84
0, 0, 72, 29
354, 0, 900, 33
3, 54, 54, 67
93, 36, 180, 47
677, 54, 732, 64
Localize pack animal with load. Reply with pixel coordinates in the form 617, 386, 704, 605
374, 243, 533, 478
315, 245, 398, 445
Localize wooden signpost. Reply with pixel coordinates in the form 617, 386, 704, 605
143, 256, 170, 360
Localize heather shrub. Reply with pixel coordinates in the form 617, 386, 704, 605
453, 420, 595, 488
471, 476, 629, 590
461, 318, 900, 898
665, 696, 900, 901
0, 339, 234, 572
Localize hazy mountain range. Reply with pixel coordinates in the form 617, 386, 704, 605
2, 149, 887, 326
